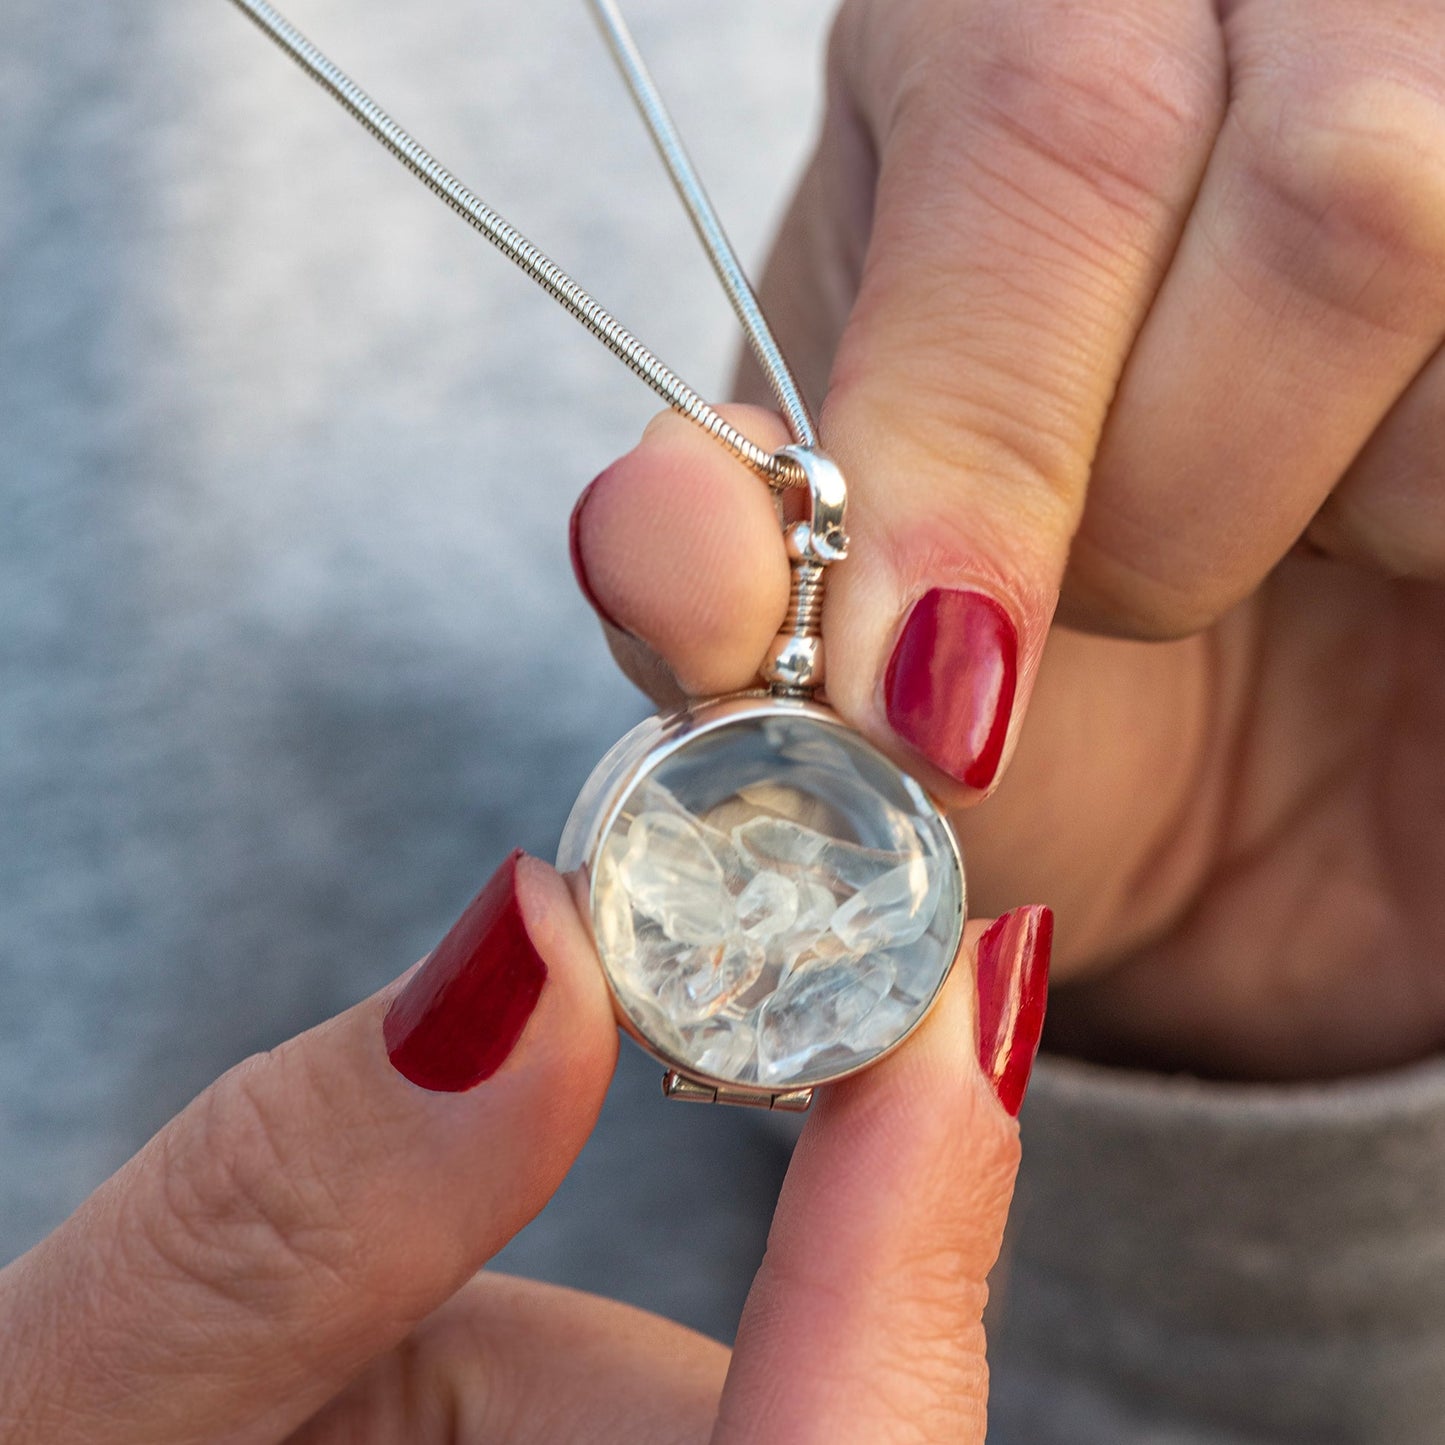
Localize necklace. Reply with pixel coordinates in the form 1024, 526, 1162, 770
226, 0, 965, 1111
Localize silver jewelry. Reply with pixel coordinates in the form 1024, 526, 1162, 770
225, 0, 965, 1111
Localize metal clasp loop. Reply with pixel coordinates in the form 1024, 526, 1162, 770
775, 444, 848, 563
760, 446, 848, 698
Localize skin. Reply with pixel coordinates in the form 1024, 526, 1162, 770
5, 0, 1444, 1438
580, 0, 1445, 1082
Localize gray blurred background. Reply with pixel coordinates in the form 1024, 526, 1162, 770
0, 0, 835, 1340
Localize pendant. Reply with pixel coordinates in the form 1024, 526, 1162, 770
225, 0, 968, 1110
559, 449, 966, 1110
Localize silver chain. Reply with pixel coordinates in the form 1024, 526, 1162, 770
223, 0, 806, 490
588, 0, 816, 451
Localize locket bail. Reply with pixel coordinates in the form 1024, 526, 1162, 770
762, 444, 849, 700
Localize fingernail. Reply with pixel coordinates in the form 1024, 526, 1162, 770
383, 851, 548, 1092
569, 470, 628, 633
976, 906, 1052, 1117
883, 588, 1018, 790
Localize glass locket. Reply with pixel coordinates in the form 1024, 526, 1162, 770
559, 695, 966, 1109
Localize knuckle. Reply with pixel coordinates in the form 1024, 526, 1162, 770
1066, 528, 1236, 640
830, 1, 1224, 513
139, 1051, 354, 1318
861, 0, 1221, 221
1233, 73, 1445, 327
967, 2, 1222, 221
831, 360, 1085, 540
1308, 491, 1445, 581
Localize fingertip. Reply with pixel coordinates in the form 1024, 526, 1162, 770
571, 408, 793, 698
821, 540, 1046, 812
510, 851, 599, 996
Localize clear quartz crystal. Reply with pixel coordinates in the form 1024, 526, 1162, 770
830, 856, 940, 952
733, 814, 827, 871
735, 870, 799, 939
579, 709, 964, 1090
619, 812, 734, 945
649, 936, 765, 1024
689, 1016, 758, 1079
777, 878, 840, 971
758, 956, 895, 1082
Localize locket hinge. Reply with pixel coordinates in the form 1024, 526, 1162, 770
663, 1070, 814, 1112
760, 445, 848, 700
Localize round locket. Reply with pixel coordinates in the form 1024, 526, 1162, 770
559, 694, 965, 1108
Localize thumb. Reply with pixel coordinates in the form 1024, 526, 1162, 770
0, 852, 618, 1445
714, 907, 1052, 1444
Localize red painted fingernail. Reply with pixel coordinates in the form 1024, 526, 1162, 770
569, 470, 628, 632
976, 906, 1052, 1116
883, 588, 1018, 790
383, 851, 547, 1092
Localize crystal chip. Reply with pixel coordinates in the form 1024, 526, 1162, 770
733, 814, 897, 892
775, 878, 848, 972
685, 1016, 758, 1081
843, 987, 920, 1052
732, 814, 827, 871
735, 870, 799, 940
830, 856, 941, 952
593, 846, 635, 964
619, 811, 733, 945
650, 936, 765, 1024
757, 957, 895, 1081
794, 878, 839, 933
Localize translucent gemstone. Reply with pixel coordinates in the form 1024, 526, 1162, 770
794, 878, 840, 933
617, 989, 688, 1060
757, 956, 895, 1081
649, 937, 764, 1024
830, 856, 941, 952
636, 782, 749, 888
884, 938, 958, 1008
593, 846, 635, 964
732, 814, 828, 871
776, 878, 850, 972
619, 811, 734, 945
844, 988, 921, 1052
685, 1016, 758, 1081
771, 723, 856, 772
819, 837, 904, 892
735, 870, 799, 940
733, 815, 896, 892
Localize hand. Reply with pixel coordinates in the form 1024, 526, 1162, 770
569, 0, 1445, 1081
0, 850, 1040, 1443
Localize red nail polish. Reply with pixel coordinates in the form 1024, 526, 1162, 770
976, 906, 1052, 1116
883, 588, 1018, 790
569, 471, 628, 632
383, 851, 547, 1092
